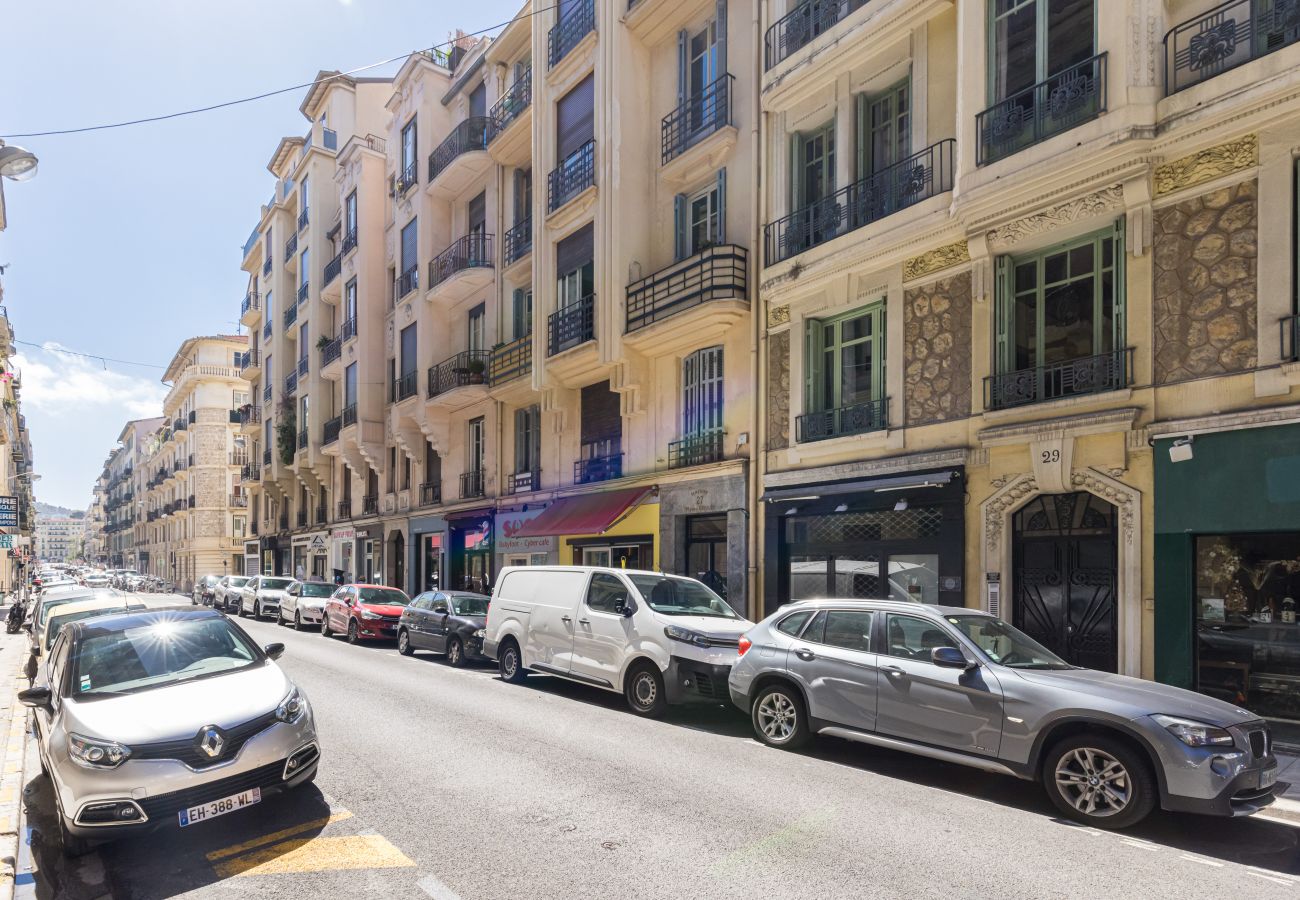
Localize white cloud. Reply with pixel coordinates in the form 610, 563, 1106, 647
14, 344, 167, 419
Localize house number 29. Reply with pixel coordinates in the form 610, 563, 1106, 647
1040, 449, 1061, 464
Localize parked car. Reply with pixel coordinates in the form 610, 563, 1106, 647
237, 576, 294, 620
191, 575, 221, 606
30, 587, 115, 655
213, 576, 250, 613
397, 591, 490, 665
483, 567, 752, 717
82, 574, 112, 589
729, 599, 1286, 829
321, 585, 410, 644
41, 597, 148, 655
21, 607, 318, 855
278, 581, 336, 630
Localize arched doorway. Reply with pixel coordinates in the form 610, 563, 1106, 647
1012, 491, 1118, 672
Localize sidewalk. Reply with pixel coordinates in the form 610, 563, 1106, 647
0, 627, 31, 900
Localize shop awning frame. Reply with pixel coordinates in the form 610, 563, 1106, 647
511, 487, 654, 538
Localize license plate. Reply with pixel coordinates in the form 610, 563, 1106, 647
177, 787, 261, 827
1260, 767, 1279, 789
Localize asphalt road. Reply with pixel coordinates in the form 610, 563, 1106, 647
26, 603, 1300, 899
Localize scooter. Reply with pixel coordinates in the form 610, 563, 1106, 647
5, 597, 26, 634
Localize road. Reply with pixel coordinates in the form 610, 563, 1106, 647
24, 604, 1300, 899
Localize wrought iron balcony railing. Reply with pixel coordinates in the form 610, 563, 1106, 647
297, 282, 309, 304
429, 233, 493, 288
490, 69, 532, 137
548, 0, 595, 68
766, 139, 954, 265
263, 258, 272, 277
984, 347, 1134, 411
662, 74, 733, 165
341, 404, 358, 427
503, 217, 532, 265
323, 415, 342, 445
508, 470, 540, 494
548, 140, 595, 212
976, 53, 1107, 166
337, 499, 352, 519
297, 356, 309, 378
1165, 0, 1300, 95
298, 208, 309, 231
1281, 313, 1300, 362
263, 448, 273, 466
323, 253, 342, 285
284, 232, 298, 262
459, 470, 486, 499
627, 244, 747, 332
489, 335, 532, 385
241, 292, 260, 317
668, 429, 725, 469
395, 265, 419, 300
297, 429, 308, 450
342, 230, 358, 256
262, 384, 272, 403
396, 160, 418, 194
765, 0, 870, 69
262, 321, 273, 342
362, 495, 379, 515
391, 369, 419, 402
428, 350, 490, 398
320, 336, 341, 367
285, 372, 298, 395
341, 317, 358, 343
428, 117, 492, 181
796, 398, 887, 443
297, 510, 308, 528
549, 294, 595, 355
284, 303, 298, 328
575, 453, 622, 485
315, 505, 328, 524
420, 481, 442, 506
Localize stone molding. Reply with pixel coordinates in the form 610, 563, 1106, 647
1147, 402, 1300, 437
763, 448, 970, 488
1153, 134, 1257, 197
902, 241, 971, 283
986, 186, 1125, 249
766, 304, 790, 330
977, 407, 1141, 447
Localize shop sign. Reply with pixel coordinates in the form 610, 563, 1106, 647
497, 507, 557, 553
0, 497, 17, 528
331, 527, 357, 541
309, 534, 327, 552
0, 536, 12, 549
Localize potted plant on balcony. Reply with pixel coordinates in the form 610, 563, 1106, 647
275, 397, 297, 467
466, 357, 487, 384
316, 335, 330, 350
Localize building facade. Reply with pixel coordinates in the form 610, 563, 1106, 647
35, 515, 83, 563
0, 299, 35, 589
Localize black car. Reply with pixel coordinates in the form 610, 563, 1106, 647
191, 575, 221, 606
397, 591, 490, 666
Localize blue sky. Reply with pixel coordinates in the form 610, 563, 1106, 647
1, 0, 522, 509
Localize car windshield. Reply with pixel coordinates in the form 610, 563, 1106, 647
946, 615, 1072, 670
70, 616, 262, 696
47, 606, 141, 650
229, 578, 250, 587
358, 587, 409, 606
451, 595, 490, 617
300, 583, 335, 598
38, 595, 97, 626
260, 578, 293, 590
626, 575, 738, 619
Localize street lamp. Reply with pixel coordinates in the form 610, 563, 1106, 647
0, 143, 38, 183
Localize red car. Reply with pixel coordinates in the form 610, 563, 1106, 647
321, 584, 411, 643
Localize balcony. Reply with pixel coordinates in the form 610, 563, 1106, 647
230, 449, 249, 466
297, 282, 309, 305
296, 510, 308, 528
320, 336, 342, 371
315, 504, 328, 525
976, 54, 1107, 167
428, 233, 494, 301
549, 0, 595, 68
427, 350, 490, 405
342, 230, 358, 256
342, 404, 358, 428
503, 218, 532, 266
765, 0, 869, 70
1284, 314, 1300, 362
1165, 0, 1300, 95
240, 292, 261, 325
362, 495, 379, 516
263, 448, 272, 466
228, 408, 243, 424
284, 232, 298, 262
668, 430, 726, 469
766, 139, 954, 266
624, 245, 748, 355
575, 453, 622, 485
459, 470, 485, 500
173, 417, 187, 433
239, 404, 261, 427
242, 462, 261, 482
548, 140, 595, 214
419, 481, 442, 506
323, 415, 342, 445
796, 399, 887, 443
661, 74, 733, 167
298, 208, 309, 231
341, 317, 358, 345
239, 349, 261, 379
231, 493, 249, 509
489, 335, 532, 387
548, 294, 595, 356
395, 265, 419, 301
323, 253, 342, 286
489, 70, 532, 165
508, 470, 539, 495
297, 356, 308, 378
263, 257, 272, 278
338, 499, 352, 519
427, 117, 493, 198
285, 372, 298, 396
297, 429, 308, 451
262, 321, 272, 341
396, 160, 419, 196
391, 369, 419, 403
984, 348, 1134, 412
284, 303, 298, 328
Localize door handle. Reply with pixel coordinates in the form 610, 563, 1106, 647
794, 648, 815, 661
578, 618, 590, 625
882, 665, 905, 677
561, 615, 572, 623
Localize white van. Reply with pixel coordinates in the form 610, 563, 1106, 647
483, 566, 752, 716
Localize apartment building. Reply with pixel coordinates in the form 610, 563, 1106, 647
84, 482, 105, 565
35, 515, 83, 563
755, 0, 1300, 739
101, 417, 165, 569
134, 337, 247, 589
0, 301, 35, 590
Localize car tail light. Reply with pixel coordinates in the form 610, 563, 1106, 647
737, 637, 751, 657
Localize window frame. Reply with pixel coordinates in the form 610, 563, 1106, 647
682, 346, 724, 438
856, 78, 910, 179
804, 301, 886, 415
986, 0, 1097, 104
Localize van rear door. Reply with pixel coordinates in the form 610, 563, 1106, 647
522, 569, 586, 674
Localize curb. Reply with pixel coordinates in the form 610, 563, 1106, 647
0, 645, 30, 900
1258, 795, 1300, 828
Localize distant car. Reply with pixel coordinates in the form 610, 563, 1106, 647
238, 576, 294, 620
214, 576, 251, 613
31, 588, 119, 655
278, 581, 335, 630
191, 575, 221, 606
397, 591, 490, 666
22, 607, 318, 856
82, 574, 112, 589
322, 585, 410, 644
41, 597, 148, 655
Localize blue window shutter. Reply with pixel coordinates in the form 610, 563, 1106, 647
678, 30, 688, 108
716, 0, 728, 81
674, 193, 688, 261
716, 168, 727, 245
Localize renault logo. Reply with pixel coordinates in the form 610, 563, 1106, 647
198, 726, 225, 759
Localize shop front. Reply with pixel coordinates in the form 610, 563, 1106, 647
259, 535, 282, 578
242, 541, 260, 576
354, 526, 380, 584
448, 510, 494, 593
762, 468, 965, 619
330, 526, 355, 583
1155, 422, 1300, 747
408, 513, 446, 596
658, 474, 748, 615
509, 487, 659, 571
496, 505, 557, 569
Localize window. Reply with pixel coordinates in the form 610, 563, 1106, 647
400, 220, 418, 277
265, 290, 273, 319
400, 324, 418, 378
300, 177, 310, 218
515, 405, 540, 474
685, 514, 728, 599
806, 303, 884, 414
988, 0, 1094, 103
468, 305, 485, 352
300, 249, 309, 288
401, 117, 417, 176
675, 171, 726, 259
514, 169, 532, 225
387, 447, 396, 493
556, 75, 594, 161
344, 279, 358, 329
586, 573, 631, 614
682, 346, 723, 438
402, 453, 411, 490
793, 122, 835, 209
344, 363, 358, 408
822, 610, 874, 652
265, 228, 272, 258
467, 417, 485, 473
513, 288, 533, 339
265, 354, 273, 384
884, 614, 957, 660
776, 610, 813, 637
469, 82, 487, 119
299, 323, 309, 363
857, 79, 909, 177
556, 225, 594, 310
299, 395, 309, 434
345, 190, 357, 238
685, 21, 718, 101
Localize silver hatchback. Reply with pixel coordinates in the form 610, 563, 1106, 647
729, 600, 1285, 829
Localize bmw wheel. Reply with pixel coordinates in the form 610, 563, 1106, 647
624, 662, 667, 718
397, 629, 413, 656
751, 684, 810, 750
1043, 734, 1155, 829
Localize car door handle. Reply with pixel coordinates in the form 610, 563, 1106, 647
561, 616, 572, 623
882, 665, 905, 677
794, 648, 815, 661
578, 618, 590, 626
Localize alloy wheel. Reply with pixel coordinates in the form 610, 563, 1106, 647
1054, 747, 1131, 818
756, 692, 798, 743
447, 639, 462, 666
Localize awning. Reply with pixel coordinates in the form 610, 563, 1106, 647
761, 470, 956, 503
512, 487, 653, 538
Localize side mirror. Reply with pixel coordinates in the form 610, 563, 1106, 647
264, 642, 286, 660
18, 686, 51, 708
931, 646, 974, 670
621, 600, 636, 618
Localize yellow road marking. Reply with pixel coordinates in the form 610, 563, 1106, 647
206, 811, 354, 862
213, 834, 415, 878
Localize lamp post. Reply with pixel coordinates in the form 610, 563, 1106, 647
0, 142, 39, 183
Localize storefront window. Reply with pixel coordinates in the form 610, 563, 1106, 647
685, 514, 728, 600
1195, 534, 1300, 735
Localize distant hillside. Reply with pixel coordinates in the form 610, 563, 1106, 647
35, 502, 83, 519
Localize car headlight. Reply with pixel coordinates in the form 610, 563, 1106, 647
68, 733, 131, 768
359, 609, 383, 620
664, 625, 710, 647
474, 628, 486, 638
1152, 714, 1235, 748
276, 687, 308, 724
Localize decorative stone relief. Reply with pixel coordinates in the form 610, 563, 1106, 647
1153, 179, 1257, 383
902, 241, 971, 282
903, 272, 972, 427
766, 304, 790, 329
766, 331, 790, 451
1153, 134, 1257, 197
987, 186, 1125, 248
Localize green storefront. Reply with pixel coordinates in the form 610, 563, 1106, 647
1155, 423, 1300, 746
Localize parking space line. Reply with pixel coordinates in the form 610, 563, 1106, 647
212, 834, 415, 878
1247, 871, 1293, 886
205, 810, 354, 862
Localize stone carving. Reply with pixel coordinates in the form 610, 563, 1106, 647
904, 273, 972, 427
767, 304, 790, 329
983, 474, 1038, 554
987, 186, 1125, 247
1071, 470, 1137, 546
903, 241, 971, 282
1153, 134, 1257, 197
1153, 179, 1257, 383
766, 331, 790, 451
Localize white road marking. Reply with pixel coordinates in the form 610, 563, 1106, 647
1179, 854, 1224, 867
1120, 839, 1160, 851
418, 873, 465, 900
1247, 871, 1293, 886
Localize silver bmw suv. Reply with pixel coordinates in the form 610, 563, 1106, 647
729, 600, 1285, 829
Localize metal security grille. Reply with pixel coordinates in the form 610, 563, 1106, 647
787, 506, 943, 545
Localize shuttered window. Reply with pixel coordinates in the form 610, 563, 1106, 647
683, 346, 724, 437
556, 75, 594, 160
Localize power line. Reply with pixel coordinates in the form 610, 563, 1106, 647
1, 7, 554, 139
12, 339, 166, 370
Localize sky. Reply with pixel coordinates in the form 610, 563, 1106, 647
0, 0, 523, 510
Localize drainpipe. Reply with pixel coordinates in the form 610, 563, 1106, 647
747, 0, 763, 621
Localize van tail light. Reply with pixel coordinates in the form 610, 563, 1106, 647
737, 637, 751, 657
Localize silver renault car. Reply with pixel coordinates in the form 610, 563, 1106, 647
729, 600, 1285, 829
21, 607, 319, 854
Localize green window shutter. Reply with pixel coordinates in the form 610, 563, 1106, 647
994, 256, 1013, 374
855, 93, 867, 181
804, 319, 821, 413
1112, 217, 1126, 352
876, 305, 886, 399
673, 193, 688, 261
791, 133, 803, 209
716, 168, 727, 245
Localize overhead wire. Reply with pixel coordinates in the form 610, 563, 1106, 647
11, 339, 166, 370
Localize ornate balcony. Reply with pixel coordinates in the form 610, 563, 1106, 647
297, 282, 309, 304
296, 510, 308, 528
575, 452, 622, 485
391, 370, 419, 403
284, 303, 298, 329
324, 252, 342, 286
459, 470, 485, 499
239, 350, 261, 379
668, 429, 725, 469
1165, 0, 1300, 95
341, 404, 358, 428
766, 139, 954, 265
337, 499, 352, 519
661, 74, 733, 166
396, 160, 418, 195
984, 348, 1134, 411
625, 245, 747, 354
548, 140, 595, 213
428, 233, 494, 301
320, 336, 342, 369
284, 232, 298, 262
323, 415, 342, 445
976, 54, 1107, 166
395, 265, 419, 301
341, 317, 358, 344
362, 495, 379, 516
489, 68, 531, 142
489, 335, 532, 386
507, 470, 539, 494
284, 372, 298, 396
297, 429, 308, 450
428, 350, 489, 402
427, 117, 493, 198
342, 230, 358, 256
548, 294, 594, 356
263, 257, 272, 277
242, 462, 261, 482
503, 217, 532, 266
765, 0, 869, 69
240, 292, 261, 325
796, 399, 887, 443
298, 208, 309, 231
263, 448, 272, 466
548, 0, 595, 68
419, 481, 442, 506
